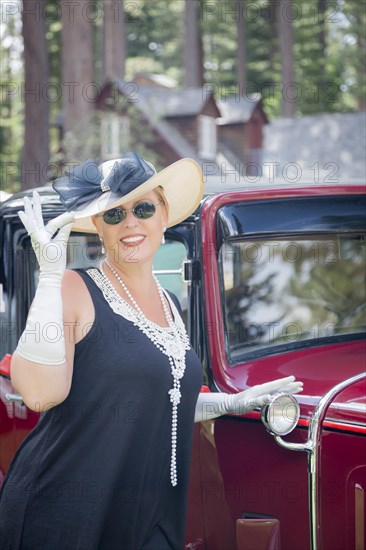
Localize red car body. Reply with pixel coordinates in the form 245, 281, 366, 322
1, 183, 365, 549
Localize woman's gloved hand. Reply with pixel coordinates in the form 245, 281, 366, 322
194, 376, 303, 422
18, 191, 75, 281
15, 191, 75, 365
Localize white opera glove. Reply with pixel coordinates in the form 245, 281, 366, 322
194, 376, 303, 423
15, 191, 75, 365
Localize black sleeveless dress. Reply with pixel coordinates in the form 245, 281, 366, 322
0, 268, 203, 550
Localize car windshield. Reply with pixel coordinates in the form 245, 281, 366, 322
220, 234, 366, 363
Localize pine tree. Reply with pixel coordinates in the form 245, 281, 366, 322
21, 0, 50, 189
183, 0, 204, 88
103, 0, 126, 80
0, 9, 24, 192
61, 0, 95, 162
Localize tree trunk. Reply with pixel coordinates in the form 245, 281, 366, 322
277, 0, 296, 117
61, 0, 95, 160
354, 7, 366, 111
103, 0, 126, 80
318, 0, 327, 57
269, 0, 278, 74
183, 0, 204, 88
236, 0, 247, 94
318, 0, 327, 95
21, 0, 50, 189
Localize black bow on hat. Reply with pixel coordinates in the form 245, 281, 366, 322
53, 152, 156, 212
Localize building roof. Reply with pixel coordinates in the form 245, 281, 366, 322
111, 79, 200, 160
114, 79, 263, 122
101, 79, 268, 176
264, 111, 366, 181
133, 72, 177, 89
216, 93, 263, 124
115, 80, 212, 118
50, 78, 268, 177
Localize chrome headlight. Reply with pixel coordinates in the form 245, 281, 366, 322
261, 393, 300, 436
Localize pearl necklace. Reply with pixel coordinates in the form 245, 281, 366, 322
103, 260, 188, 487
105, 260, 174, 329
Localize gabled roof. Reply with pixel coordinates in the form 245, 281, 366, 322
134, 72, 177, 89
111, 80, 241, 175
216, 93, 264, 124
108, 80, 200, 161
112, 79, 265, 122
98, 78, 270, 175
114, 79, 212, 118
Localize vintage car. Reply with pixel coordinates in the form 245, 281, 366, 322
0, 182, 365, 550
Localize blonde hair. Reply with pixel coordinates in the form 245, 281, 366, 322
153, 185, 169, 218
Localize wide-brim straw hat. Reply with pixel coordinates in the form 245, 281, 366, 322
53, 152, 204, 233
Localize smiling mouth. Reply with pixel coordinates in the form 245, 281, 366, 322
120, 236, 146, 245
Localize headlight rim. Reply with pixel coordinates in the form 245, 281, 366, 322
261, 391, 300, 437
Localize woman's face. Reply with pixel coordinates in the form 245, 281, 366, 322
92, 190, 168, 267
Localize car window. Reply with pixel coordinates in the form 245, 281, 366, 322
153, 239, 188, 316
66, 234, 103, 269
29, 234, 188, 326
220, 234, 366, 363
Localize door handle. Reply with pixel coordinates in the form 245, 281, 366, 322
5, 393, 24, 404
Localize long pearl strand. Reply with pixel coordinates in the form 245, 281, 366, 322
103, 259, 186, 486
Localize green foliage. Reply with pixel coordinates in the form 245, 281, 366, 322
291, 0, 354, 114
1, 0, 364, 192
125, 0, 183, 83
200, 0, 282, 116
198, 0, 364, 115
0, 12, 24, 192
335, 0, 366, 110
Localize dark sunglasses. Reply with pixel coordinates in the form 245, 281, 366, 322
98, 200, 163, 225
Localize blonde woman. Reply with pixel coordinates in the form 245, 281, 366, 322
0, 152, 302, 549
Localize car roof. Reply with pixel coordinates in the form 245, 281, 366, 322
1, 180, 365, 217
203, 177, 366, 195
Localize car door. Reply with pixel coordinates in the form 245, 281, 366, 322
0, 211, 42, 482
191, 186, 366, 550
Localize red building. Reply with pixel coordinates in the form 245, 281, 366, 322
93, 73, 269, 178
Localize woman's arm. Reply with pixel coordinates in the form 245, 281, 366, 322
10, 192, 75, 411
11, 271, 80, 412
194, 376, 303, 422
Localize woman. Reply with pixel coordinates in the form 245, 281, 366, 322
0, 153, 302, 549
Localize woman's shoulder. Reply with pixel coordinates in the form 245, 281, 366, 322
64, 267, 88, 282
62, 269, 96, 316
62, 268, 93, 295
64, 267, 98, 282
164, 289, 183, 317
